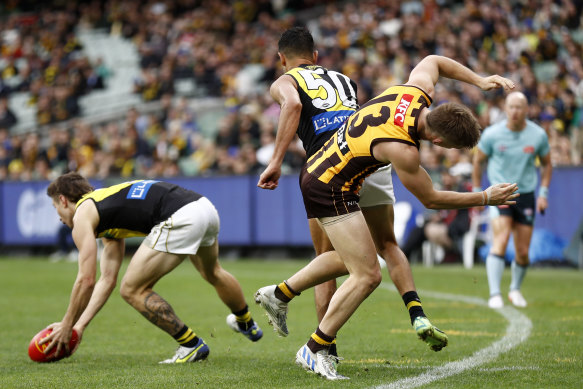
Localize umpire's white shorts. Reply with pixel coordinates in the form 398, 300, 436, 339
358, 164, 396, 208
143, 197, 220, 255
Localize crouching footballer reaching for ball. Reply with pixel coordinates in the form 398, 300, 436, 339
40, 172, 262, 362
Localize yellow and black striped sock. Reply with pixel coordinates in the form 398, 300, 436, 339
274, 280, 300, 303
232, 305, 254, 331
173, 325, 199, 348
402, 291, 426, 325
307, 327, 334, 353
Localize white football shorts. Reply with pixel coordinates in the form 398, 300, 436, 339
143, 196, 220, 255
358, 164, 396, 208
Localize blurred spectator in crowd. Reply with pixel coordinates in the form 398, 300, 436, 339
0, 3, 110, 128
1, 0, 582, 183
0, 128, 10, 179
0, 96, 17, 129
256, 120, 276, 168
402, 170, 472, 263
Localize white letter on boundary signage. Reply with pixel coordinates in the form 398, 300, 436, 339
17, 189, 61, 238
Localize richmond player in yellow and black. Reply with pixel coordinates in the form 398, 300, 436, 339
256, 54, 519, 380
42, 173, 262, 364
284, 64, 357, 157
75, 179, 202, 239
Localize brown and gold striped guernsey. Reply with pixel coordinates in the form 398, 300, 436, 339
305, 84, 432, 194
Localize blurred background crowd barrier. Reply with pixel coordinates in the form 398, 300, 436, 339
1, 169, 581, 267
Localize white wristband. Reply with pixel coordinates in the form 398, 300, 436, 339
484, 187, 492, 205
539, 186, 548, 199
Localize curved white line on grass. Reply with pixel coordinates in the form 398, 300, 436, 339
374, 284, 532, 389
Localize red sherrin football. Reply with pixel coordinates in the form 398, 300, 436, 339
28, 327, 79, 362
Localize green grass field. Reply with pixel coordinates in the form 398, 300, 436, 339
1, 257, 581, 389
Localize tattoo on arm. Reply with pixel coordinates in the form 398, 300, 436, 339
140, 292, 183, 335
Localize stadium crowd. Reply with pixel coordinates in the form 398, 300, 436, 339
0, 0, 582, 183
0, 5, 108, 126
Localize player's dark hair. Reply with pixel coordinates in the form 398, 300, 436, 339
278, 26, 314, 58
47, 172, 94, 203
426, 103, 481, 149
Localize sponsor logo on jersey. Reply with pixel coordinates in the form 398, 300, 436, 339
523, 145, 535, 154
127, 180, 159, 200
312, 110, 354, 135
394, 94, 414, 127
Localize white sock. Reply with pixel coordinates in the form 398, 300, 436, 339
486, 254, 505, 297
510, 261, 528, 291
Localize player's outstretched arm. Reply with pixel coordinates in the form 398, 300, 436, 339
74, 237, 125, 339
406, 55, 515, 97
41, 202, 99, 356
387, 144, 518, 209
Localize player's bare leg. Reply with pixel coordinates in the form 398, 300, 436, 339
363, 204, 447, 351
317, 211, 382, 336
190, 240, 247, 312
121, 244, 209, 363
309, 218, 338, 322
255, 250, 347, 337
121, 244, 186, 334
191, 241, 263, 341
362, 205, 417, 294
294, 212, 380, 381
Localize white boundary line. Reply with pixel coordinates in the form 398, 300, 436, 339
373, 283, 532, 389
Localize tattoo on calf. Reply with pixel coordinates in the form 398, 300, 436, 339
141, 292, 182, 334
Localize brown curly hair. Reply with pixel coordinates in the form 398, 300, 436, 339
425, 102, 481, 149
47, 172, 94, 203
